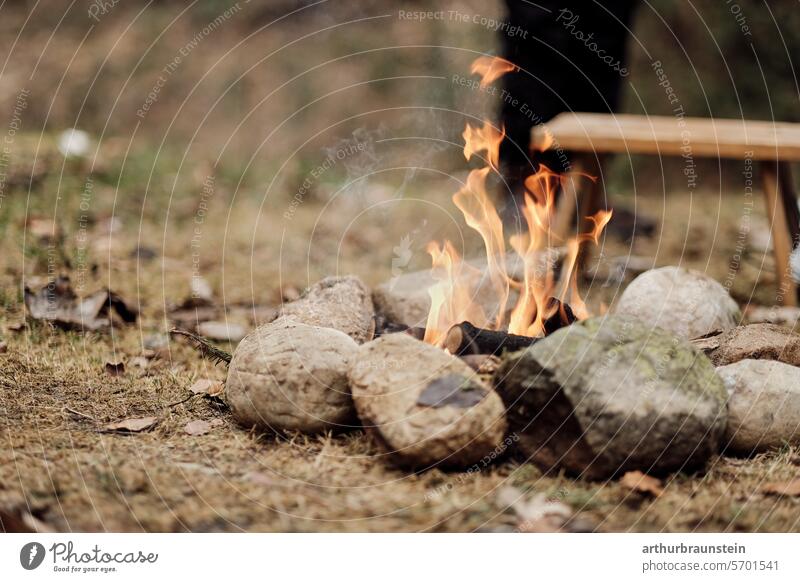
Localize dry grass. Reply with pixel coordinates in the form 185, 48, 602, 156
2, 138, 800, 532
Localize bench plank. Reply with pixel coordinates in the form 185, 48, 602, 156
532, 113, 800, 161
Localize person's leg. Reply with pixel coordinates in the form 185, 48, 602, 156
498, 1, 638, 227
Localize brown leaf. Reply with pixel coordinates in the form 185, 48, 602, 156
102, 416, 158, 433
24, 276, 137, 331
620, 470, 664, 497
184, 418, 222, 436
7, 321, 26, 332
189, 379, 224, 396
104, 361, 125, 376
417, 374, 487, 409
761, 480, 800, 497
0, 341, 7, 354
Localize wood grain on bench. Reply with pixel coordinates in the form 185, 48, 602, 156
532, 113, 800, 161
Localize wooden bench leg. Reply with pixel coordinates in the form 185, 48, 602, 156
760, 161, 800, 306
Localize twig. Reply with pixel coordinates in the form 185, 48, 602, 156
170, 328, 232, 365
166, 393, 196, 408
62, 406, 98, 422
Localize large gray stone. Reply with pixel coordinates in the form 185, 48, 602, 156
613, 266, 741, 339
716, 359, 800, 454
278, 276, 375, 343
494, 315, 728, 479
349, 333, 507, 468
227, 318, 358, 433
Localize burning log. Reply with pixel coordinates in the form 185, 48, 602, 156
542, 297, 577, 336
444, 321, 538, 356
442, 299, 576, 356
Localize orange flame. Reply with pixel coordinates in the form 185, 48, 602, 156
470, 56, 519, 87
423, 57, 612, 344
424, 241, 487, 346
463, 121, 505, 171
452, 167, 510, 330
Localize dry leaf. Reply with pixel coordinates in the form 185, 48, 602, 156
189, 379, 224, 396
102, 416, 158, 433
24, 276, 137, 331
497, 486, 573, 533
104, 361, 125, 376
0, 341, 7, 354
184, 418, 222, 436
620, 470, 664, 497
761, 480, 800, 497
417, 374, 487, 409
7, 322, 26, 332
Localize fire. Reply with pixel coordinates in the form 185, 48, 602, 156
423, 57, 612, 344
470, 56, 519, 87
462, 120, 505, 171
423, 241, 487, 345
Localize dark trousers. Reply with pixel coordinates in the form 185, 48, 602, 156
499, 0, 638, 174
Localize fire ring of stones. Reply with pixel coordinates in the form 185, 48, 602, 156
223, 270, 800, 478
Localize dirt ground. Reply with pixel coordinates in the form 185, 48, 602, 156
2, 136, 800, 533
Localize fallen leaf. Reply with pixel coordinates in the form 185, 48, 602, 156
417, 374, 486, 409
6, 322, 25, 332
189, 379, 224, 396
620, 470, 664, 497
102, 416, 158, 433
0, 504, 54, 533
0, 341, 7, 354
761, 480, 800, 497
497, 485, 573, 533
184, 418, 222, 436
104, 361, 125, 376
24, 276, 137, 331
197, 321, 247, 342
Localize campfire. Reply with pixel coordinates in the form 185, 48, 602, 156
423, 56, 612, 349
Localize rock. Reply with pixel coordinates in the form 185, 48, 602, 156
226, 318, 358, 433
348, 333, 507, 468
613, 266, 740, 339
691, 324, 800, 367
494, 315, 728, 479
716, 359, 800, 454
278, 276, 375, 343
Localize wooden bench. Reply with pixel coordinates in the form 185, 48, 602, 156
533, 112, 800, 305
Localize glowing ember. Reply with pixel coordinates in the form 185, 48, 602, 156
423, 57, 612, 344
